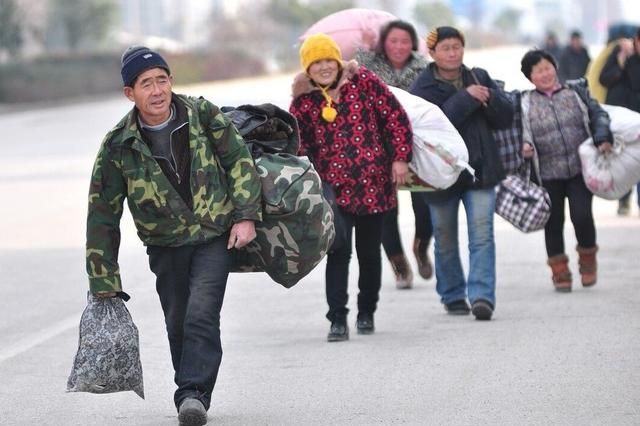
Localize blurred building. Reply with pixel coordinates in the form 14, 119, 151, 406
9, 0, 637, 59
118, 0, 206, 50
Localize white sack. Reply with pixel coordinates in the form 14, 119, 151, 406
579, 105, 640, 200
389, 87, 474, 190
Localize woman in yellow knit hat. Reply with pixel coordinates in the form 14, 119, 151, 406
290, 33, 413, 342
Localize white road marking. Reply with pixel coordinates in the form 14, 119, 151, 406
0, 315, 80, 364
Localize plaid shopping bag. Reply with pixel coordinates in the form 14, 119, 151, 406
495, 159, 551, 233
493, 89, 524, 175
490, 81, 523, 175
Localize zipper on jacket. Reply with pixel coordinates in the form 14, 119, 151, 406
169, 121, 189, 185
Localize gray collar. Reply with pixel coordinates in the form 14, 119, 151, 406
138, 103, 176, 131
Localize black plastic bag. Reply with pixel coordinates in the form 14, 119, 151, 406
67, 292, 144, 399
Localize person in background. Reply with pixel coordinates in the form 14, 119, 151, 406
599, 27, 640, 215
409, 26, 514, 321
559, 30, 591, 83
356, 19, 432, 289
520, 49, 611, 292
586, 23, 638, 103
290, 34, 412, 341
543, 31, 563, 63
86, 46, 262, 426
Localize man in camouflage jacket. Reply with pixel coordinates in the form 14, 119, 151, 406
86, 46, 261, 426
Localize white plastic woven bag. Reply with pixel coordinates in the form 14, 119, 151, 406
579, 105, 640, 200
389, 87, 474, 190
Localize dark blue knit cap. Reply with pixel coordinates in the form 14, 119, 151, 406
121, 46, 171, 87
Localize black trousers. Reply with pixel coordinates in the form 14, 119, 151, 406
325, 211, 384, 321
543, 174, 596, 257
381, 192, 433, 257
147, 235, 231, 411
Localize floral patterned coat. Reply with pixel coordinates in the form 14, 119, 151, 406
289, 61, 412, 215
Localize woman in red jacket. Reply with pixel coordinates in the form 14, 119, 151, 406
290, 33, 413, 342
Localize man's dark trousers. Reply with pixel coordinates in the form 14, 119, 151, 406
147, 234, 231, 411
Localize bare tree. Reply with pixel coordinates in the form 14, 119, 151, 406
266, 0, 354, 29
0, 0, 23, 57
48, 0, 116, 51
493, 7, 523, 42
413, 1, 455, 31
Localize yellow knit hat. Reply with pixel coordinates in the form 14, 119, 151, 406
299, 33, 343, 72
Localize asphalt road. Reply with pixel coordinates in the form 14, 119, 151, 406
0, 47, 639, 425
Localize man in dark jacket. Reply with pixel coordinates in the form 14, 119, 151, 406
559, 30, 591, 82
410, 27, 513, 320
409, 26, 514, 320
600, 27, 640, 215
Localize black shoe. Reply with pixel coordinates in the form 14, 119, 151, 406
327, 317, 349, 342
444, 299, 471, 315
471, 299, 494, 321
356, 312, 375, 335
178, 398, 207, 426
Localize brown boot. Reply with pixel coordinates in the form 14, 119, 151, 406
547, 254, 572, 292
412, 238, 433, 280
389, 254, 413, 289
577, 245, 598, 287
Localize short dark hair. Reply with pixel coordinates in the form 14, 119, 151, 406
520, 49, 557, 80
375, 20, 419, 55
570, 30, 582, 39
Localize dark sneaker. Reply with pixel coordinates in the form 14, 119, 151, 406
327, 317, 349, 342
471, 299, 494, 321
178, 398, 207, 426
356, 313, 375, 335
444, 299, 471, 315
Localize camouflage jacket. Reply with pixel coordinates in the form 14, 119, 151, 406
86, 94, 262, 294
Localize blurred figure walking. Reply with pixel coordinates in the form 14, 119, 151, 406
599, 27, 640, 215
543, 31, 563, 63
559, 30, 591, 83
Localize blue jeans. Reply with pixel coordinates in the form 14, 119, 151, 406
428, 187, 496, 307
147, 235, 231, 411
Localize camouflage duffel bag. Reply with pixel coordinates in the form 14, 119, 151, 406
231, 152, 335, 288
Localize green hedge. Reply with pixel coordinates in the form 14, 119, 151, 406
0, 49, 266, 103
